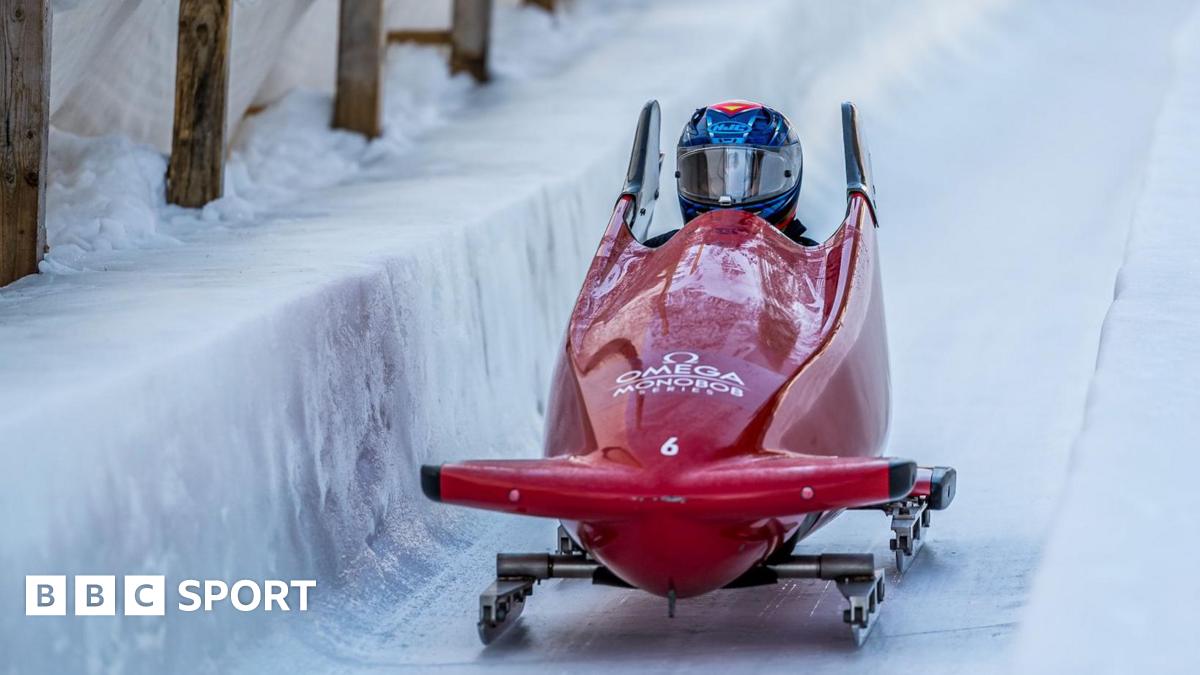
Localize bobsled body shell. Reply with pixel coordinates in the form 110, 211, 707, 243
542, 193, 890, 596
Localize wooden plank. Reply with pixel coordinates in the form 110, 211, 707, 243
524, 0, 556, 12
450, 0, 492, 83
167, 0, 232, 207
387, 29, 452, 46
333, 0, 385, 138
1, 0, 50, 286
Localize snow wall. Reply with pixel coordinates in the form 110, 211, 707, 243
2, 0, 1012, 672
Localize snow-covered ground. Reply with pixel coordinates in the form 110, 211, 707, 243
3, 0, 1199, 673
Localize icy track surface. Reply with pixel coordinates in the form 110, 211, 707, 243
3, 0, 1199, 673
1014, 3, 1200, 672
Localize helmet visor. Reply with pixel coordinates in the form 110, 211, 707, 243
677, 144, 800, 205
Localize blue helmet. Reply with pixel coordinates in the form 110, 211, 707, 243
676, 100, 802, 227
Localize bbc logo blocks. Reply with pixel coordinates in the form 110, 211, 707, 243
24, 576, 66, 616
25, 575, 315, 615
123, 575, 166, 616
75, 575, 116, 616
26, 575, 165, 616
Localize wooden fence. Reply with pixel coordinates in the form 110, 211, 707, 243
0, 0, 556, 287
1, 0, 50, 286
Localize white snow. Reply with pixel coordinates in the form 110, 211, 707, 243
42, 131, 176, 272
3, 0, 1200, 673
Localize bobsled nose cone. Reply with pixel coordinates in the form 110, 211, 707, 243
588, 514, 767, 598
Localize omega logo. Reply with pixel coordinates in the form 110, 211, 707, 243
612, 352, 746, 399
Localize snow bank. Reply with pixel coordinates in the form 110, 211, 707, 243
41, 0, 617, 271
42, 132, 175, 271
1013, 5, 1200, 672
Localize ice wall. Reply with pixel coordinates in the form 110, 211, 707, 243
1013, 4, 1200, 672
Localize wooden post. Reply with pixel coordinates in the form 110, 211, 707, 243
386, 1, 492, 85
167, 0, 232, 208
334, 0, 384, 138
1, 0, 49, 286
450, 0, 492, 83
387, 29, 452, 46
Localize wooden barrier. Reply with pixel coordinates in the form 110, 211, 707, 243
386, 29, 452, 46
167, 0, 233, 207
449, 0, 492, 82
388, 0, 493, 83
1, 0, 50, 286
334, 0, 385, 138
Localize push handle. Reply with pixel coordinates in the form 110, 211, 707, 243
622, 100, 663, 242
842, 102, 877, 219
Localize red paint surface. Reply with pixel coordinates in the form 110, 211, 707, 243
438, 191, 898, 598
708, 100, 766, 115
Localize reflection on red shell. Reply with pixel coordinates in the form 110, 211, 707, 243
541, 196, 889, 596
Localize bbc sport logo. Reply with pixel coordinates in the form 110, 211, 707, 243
25, 575, 316, 616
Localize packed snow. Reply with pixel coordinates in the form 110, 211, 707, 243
3, 0, 1200, 673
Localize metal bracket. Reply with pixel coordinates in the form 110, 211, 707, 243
770, 553, 885, 645
836, 570, 885, 646
478, 547, 603, 644
478, 577, 536, 644
888, 498, 930, 573
477, 538, 893, 646
556, 524, 585, 556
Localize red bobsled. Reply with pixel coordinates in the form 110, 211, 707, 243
421, 101, 956, 645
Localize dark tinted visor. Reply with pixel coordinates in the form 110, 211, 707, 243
677, 143, 800, 204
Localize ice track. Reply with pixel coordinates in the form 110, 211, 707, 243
3, 1, 1199, 673
238, 1, 1200, 672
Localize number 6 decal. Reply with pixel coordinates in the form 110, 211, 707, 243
660, 436, 680, 456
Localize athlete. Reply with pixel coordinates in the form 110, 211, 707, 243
646, 100, 817, 247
